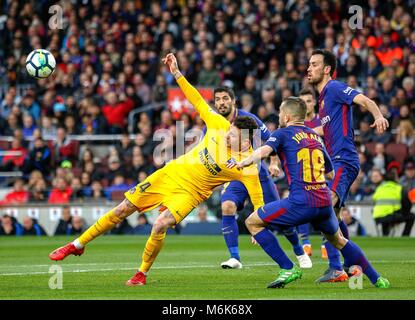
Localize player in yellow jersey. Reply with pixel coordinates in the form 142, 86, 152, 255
49, 53, 265, 286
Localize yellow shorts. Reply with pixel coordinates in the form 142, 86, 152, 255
124, 168, 203, 224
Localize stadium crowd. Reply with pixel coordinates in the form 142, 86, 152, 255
1, 0, 415, 232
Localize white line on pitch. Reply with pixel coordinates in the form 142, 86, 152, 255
1, 260, 415, 276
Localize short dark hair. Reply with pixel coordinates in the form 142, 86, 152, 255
311, 49, 337, 76
214, 86, 235, 100
281, 96, 307, 121
299, 87, 315, 97
233, 116, 258, 143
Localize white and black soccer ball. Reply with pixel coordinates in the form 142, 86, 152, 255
25, 49, 56, 79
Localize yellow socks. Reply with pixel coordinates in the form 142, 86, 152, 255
78, 208, 122, 246
139, 232, 166, 273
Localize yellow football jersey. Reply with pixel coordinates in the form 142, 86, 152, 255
161, 76, 264, 210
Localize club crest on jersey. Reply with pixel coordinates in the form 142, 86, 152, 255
320, 100, 325, 109
226, 158, 237, 169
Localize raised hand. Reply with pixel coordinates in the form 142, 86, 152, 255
162, 53, 179, 75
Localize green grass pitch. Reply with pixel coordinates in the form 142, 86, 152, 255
1, 235, 414, 300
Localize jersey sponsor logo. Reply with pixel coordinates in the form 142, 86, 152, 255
321, 115, 331, 127
304, 183, 327, 191
268, 137, 277, 142
343, 86, 354, 95
199, 148, 222, 175
225, 158, 237, 169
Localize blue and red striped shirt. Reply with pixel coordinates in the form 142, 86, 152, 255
318, 80, 360, 168
265, 126, 333, 207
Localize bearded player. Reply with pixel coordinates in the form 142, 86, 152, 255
307, 49, 389, 283
206, 87, 310, 269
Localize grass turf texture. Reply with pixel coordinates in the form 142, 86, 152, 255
1, 235, 414, 300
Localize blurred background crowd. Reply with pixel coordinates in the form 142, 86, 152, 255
1, 0, 415, 227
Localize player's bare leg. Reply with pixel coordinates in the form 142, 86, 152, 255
126, 209, 176, 286
323, 230, 389, 288
49, 199, 138, 261
245, 212, 302, 288
221, 200, 243, 269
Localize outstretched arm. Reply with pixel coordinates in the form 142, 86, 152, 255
237, 145, 274, 170
163, 53, 227, 129
353, 94, 389, 134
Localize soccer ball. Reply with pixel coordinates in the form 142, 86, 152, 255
25, 49, 56, 79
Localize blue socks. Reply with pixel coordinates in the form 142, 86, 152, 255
339, 220, 350, 239
254, 229, 294, 270
297, 224, 311, 245
324, 238, 343, 271
222, 216, 240, 261
340, 240, 380, 284
282, 228, 304, 256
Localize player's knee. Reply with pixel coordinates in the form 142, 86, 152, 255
325, 231, 346, 250
113, 199, 137, 219
245, 212, 263, 231
153, 211, 176, 233
221, 201, 237, 216
152, 219, 169, 234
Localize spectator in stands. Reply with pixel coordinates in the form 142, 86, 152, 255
29, 178, 48, 202
81, 102, 108, 135
22, 113, 37, 138
197, 57, 221, 87
116, 133, 134, 160
48, 177, 72, 204
106, 156, 126, 184
70, 177, 85, 201
365, 168, 384, 195
40, 116, 57, 139
101, 92, 134, 134
1, 137, 27, 171
400, 161, 415, 191
110, 218, 133, 235
195, 204, 218, 222
23, 137, 51, 176
396, 120, 415, 146
79, 148, 94, 168
54, 206, 72, 236
130, 154, 154, 178
0, 214, 23, 236
89, 180, 106, 201
20, 90, 40, 122
392, 104, 415, 129
372, 143, 394, 173
105, 174, 131, 201
373, 171, 415, 236
69, 216, 87, 235
53, 126, 78, 164
22, 216, 47, 236
0, 179, 29, 205
342, 208, 367, 236
348, 176, 367, 202
358, 120, 375, 144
